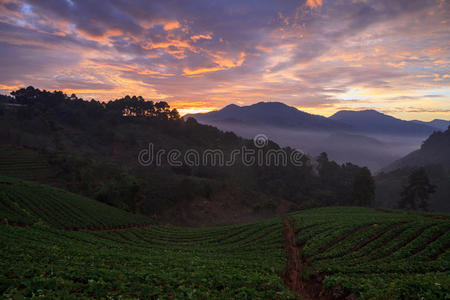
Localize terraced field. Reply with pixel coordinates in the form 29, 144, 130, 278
291, 207, 450, 299
0, 176, 150, 229
1, 221, 292, 299
1, 176, 449, 299
0, 146, 55, 182
0, 176, 292, 298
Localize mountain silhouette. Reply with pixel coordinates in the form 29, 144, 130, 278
376, 126, 450, 212
382, 126, 450, 172
329, 109, 437, 136
412, 119, 450, 131
186, 102, 349, 130
189, 103, 442, 136
186, 102, 446, 170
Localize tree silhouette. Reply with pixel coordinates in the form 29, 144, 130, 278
352, 167, 375, 206
398, 167, 436, 211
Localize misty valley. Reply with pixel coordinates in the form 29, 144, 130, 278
1, 0, 450, 299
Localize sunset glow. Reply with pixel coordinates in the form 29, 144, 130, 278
0, 0, 449, 121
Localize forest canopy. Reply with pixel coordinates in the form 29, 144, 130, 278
0, 86, 376, 222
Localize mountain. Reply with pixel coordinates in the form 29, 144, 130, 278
1, 86, 377, 225
329, 109, 437, 136
376, 127, 450, 212
186, 102, 349, 130
412, 119, 450, 131
187, 103, 437, 170
189, 103, 439, 137
382, 126, 450, 172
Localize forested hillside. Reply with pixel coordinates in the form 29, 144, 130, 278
376, 126, 450, 212
0, 87, 375, 225
383, 126, 450, 172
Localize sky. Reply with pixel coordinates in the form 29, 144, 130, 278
0, 0, 449, 121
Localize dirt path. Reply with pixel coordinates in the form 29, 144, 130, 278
283, 218, 303, 294
282, 218, 353, 300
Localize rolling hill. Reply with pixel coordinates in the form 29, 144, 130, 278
0, 175, 151, 229
1, 182, 449, 299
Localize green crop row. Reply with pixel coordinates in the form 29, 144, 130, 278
290, 207, 450, 299
1, 223, 294, 299
0, 176, 151, 229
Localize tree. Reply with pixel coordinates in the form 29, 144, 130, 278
316, 152, 329, 171
351, 167, 375, 206
398, 167, 436, 211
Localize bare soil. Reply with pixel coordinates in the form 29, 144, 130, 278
282, 218, 354, 299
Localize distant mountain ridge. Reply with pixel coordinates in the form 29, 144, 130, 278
186, 102, 349, 130
329, 109, 438, 136
186, 102, 448, 170
412, 119, 450, 131
187, 102, 444, 136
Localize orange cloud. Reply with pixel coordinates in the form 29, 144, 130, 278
191, 34, 212, 42
77, 28, 124, 42
184, 52, 246, 75
255, 45, 273, 53
214, 53, 246, 68
143, 39, 194, 51
305, 0, 323, 9
163, 20, 180, 31
183, 67, 223, 75
2, 0, 449, 123
168, 100, 218, 115
0, 83, 22, 91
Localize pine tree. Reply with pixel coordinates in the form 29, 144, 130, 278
352, 167, 375, 206
398, 167, 436, 211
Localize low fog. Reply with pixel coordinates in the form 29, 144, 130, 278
199, 121, 427, 172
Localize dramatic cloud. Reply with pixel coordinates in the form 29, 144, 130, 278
0, 0, 449, 120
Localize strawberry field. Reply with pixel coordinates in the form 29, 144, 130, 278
0, 147, 55, 182
0, 176, 150, 229
1, 218, 292, 298
291, 207, 450, 299
1, 177, 449, 299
